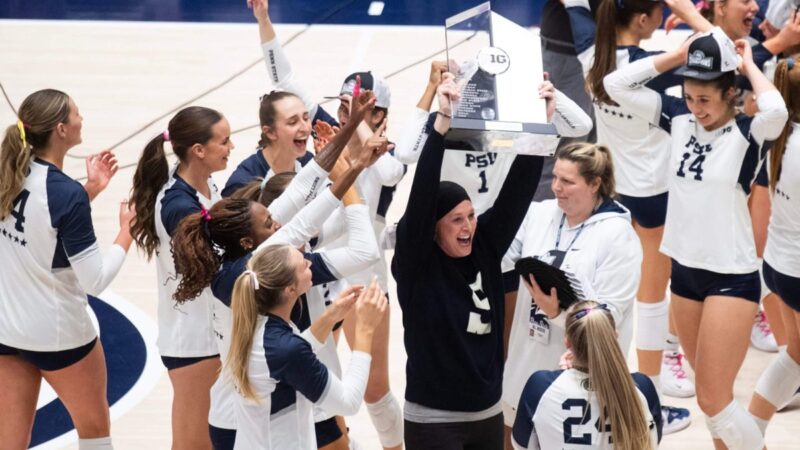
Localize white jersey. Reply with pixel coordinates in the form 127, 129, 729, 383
511, 369, 661, 450
566, 0, 676, 196
0, 159, 125, 351
394, 89, 591, 213
605, 57, 788, 273
154, 171, 220, 357
233, 315, 371, 450
501, 199, 641, 416
765, 123, 800, 277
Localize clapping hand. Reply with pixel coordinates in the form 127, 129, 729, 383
84, 150, 118, 200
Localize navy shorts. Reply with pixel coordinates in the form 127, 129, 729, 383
161, 354, 219, 371
0, 337, 97, 371
315, 416, 344, 447
209, 424, 236, 450
670, 259, 761, 303
617, 192, 668, 229
763, 261, 800, 313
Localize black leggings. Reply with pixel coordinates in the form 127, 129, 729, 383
404, 413, 503, 450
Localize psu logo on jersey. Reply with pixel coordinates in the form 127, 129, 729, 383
30, 292, 160, 450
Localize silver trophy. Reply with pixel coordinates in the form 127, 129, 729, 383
444, 2, 557, 155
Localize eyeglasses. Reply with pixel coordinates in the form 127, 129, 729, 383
574, 303, 610, 320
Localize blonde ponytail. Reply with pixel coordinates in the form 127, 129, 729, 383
566, 301, 653, 450
0, 124, 32, 219
227, 271, 262, 401
0, 89, 70, 219
225, 244, 298, 401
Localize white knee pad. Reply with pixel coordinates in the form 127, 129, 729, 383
707, 401, 764, 450
755, 349, 800, 408
366, 392, 403, 447
636, 299, 669, 351
78, 437, 113, 450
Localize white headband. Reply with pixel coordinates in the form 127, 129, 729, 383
244, 270, 260, 291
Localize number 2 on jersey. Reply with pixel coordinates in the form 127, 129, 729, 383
10, 189, 30, 232
562, 398, 613, 445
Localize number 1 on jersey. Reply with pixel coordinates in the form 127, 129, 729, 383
478, 170, 488, 193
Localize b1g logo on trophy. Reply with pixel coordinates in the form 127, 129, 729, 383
444, 2, 557, 155
477, 47, 510, 75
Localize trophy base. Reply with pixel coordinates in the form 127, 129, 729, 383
444, 118, 559, 156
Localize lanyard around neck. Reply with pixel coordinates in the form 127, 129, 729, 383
555, 214, 587, 252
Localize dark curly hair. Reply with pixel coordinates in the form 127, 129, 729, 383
171, 198, 254, 303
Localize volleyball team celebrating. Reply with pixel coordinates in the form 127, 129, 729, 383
3, 0, 800, 449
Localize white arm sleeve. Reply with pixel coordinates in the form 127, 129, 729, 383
68, 244, 127, 296
268, 159, 329, 225
262, 38, 321, 119
751, 90, 789, 143
260, 188, 340, 249
316, 351, 372, 416
316, 204, 380, 279
552, 89, 593, 138
315, 206, 347, 249
603, 57, 665, 126
370, 153, 405, 187
394, 107, 431, 164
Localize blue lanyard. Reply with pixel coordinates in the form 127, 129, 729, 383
555, 214, 587, 252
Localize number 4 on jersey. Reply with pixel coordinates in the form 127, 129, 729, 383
677, 152, 705, 181
10, 189, 30, 232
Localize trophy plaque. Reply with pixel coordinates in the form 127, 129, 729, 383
444, 2, 558, 155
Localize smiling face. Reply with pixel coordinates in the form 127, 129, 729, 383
551, 159, 600, 220
683, 79, 736, 130
435, 200, 477, 258
196, 117, 234, 172
264, 96, 311, 158
246, 202, 281, 249
715, 0, 759, 40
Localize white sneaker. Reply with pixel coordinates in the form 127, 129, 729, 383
661, 352, 696, 398
661, 406, 691, 435
750, 310, 778, 353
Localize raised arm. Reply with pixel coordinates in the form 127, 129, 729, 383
394, 75, 457, 271
552, 89, 593, 137
736, 40, 789, 141
312, 202, 380, 280
394, 61, 447, 164
564, 0, 598, 73
603, 48, 689, 132
251, 0, 320, 117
